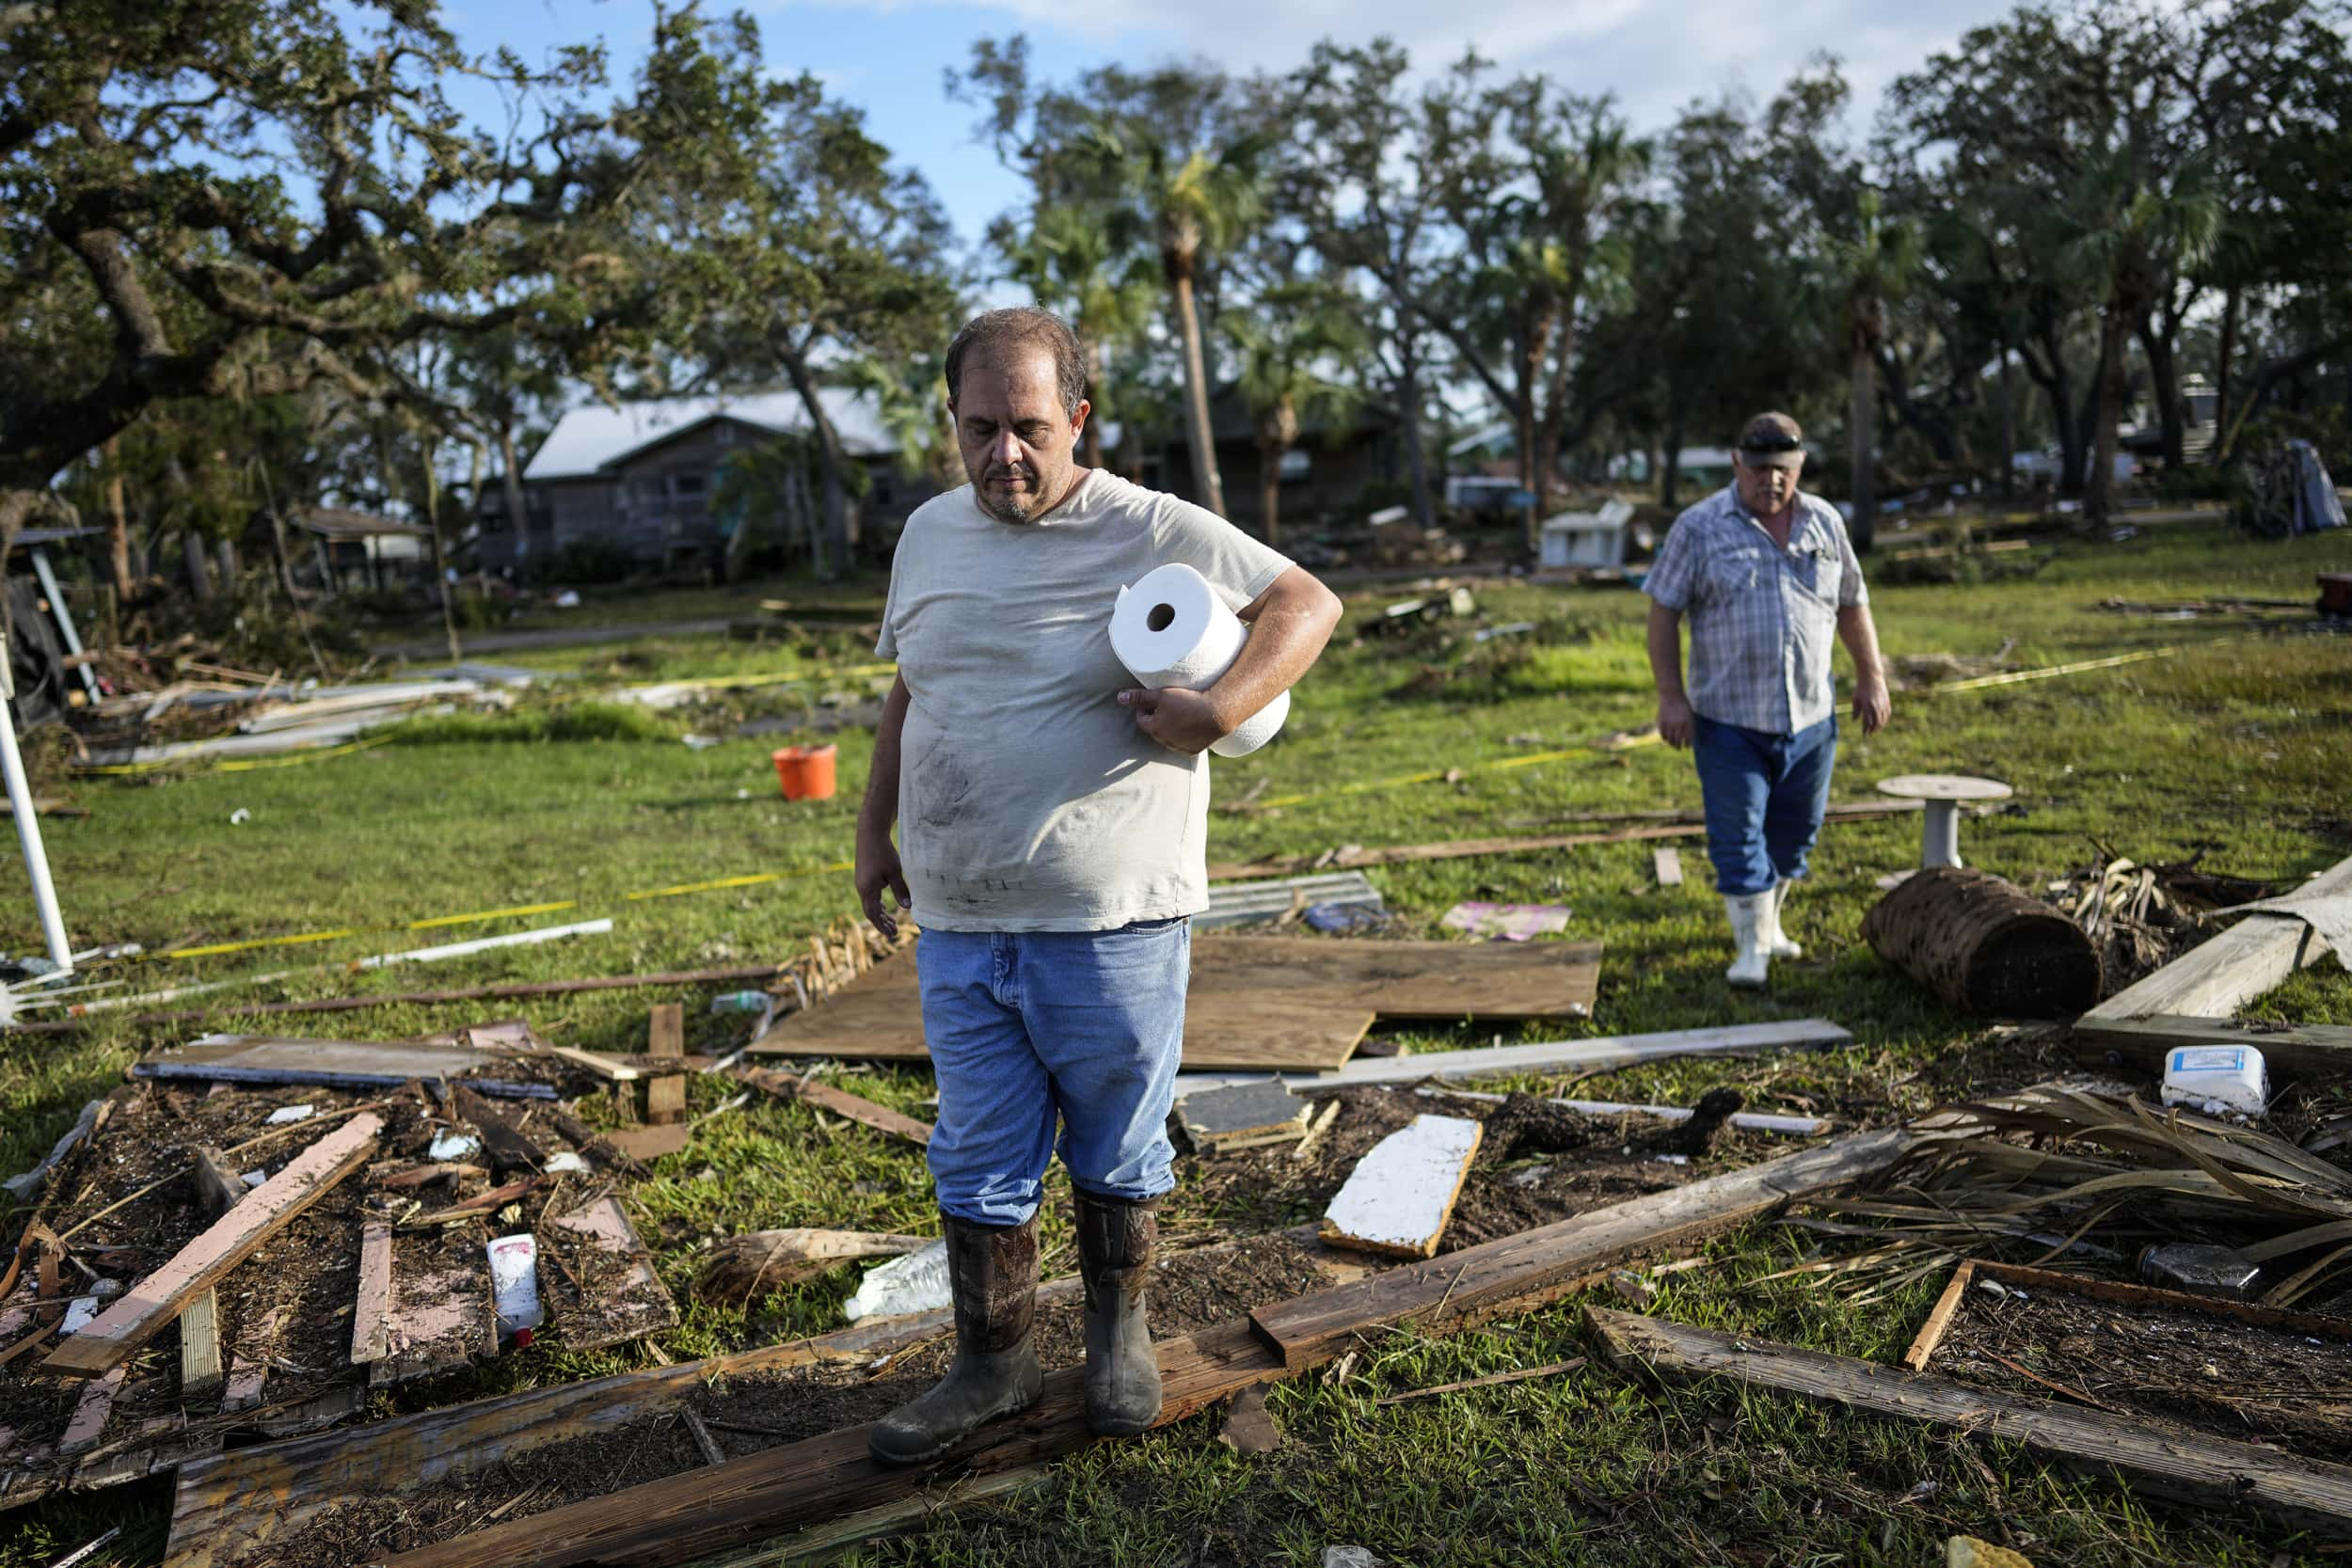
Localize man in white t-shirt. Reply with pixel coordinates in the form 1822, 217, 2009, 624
855, 307, 1341, 1464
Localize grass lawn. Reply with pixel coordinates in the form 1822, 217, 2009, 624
3, 516, 2350, 1566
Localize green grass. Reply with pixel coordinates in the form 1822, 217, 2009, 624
5, 518, 2351, 1565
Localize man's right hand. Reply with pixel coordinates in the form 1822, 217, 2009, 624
855, 831, 912, 939
1657, 692, 1695, 749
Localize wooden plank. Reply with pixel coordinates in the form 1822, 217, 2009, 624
1171, 1019, 1851, 1098
544, 1048, 714, 1082
41, 1115, 384, 1378
2082, 854, 2352, 1026
373, 1249, 497, 1388
603, 1125, 691, 1163
645, 1006, 687, 1126
734, 1065, 933, 1147
1320, 1115, 1483, 1259
132, 1036, 516, 1092
57, 1368, 126, 1456
548, 1197, 677, 1354
351, 1222, 394, 1366
691, 1466, 1052, 1568
2072, 1014, 2352, 1082
179, 1290, 224, 1396
1587, 1306, 2352, 1538
453, 1087, 543, 1174
749, 937, 1601, 1069
1251, 1130, 1914, 1370
1902, 1260, 1977, 1371
219, 1309, 280, 1413
1653, 847, 1684, 888
1962, 1260, 2352, 1344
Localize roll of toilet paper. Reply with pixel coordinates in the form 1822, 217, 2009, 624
1109, 562, 1290, 758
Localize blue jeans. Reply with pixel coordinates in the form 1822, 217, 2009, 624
1692, 714, 1839, 896
915, 919, 1188, 1227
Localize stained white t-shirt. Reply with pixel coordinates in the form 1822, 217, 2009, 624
877, 471, 1292, 932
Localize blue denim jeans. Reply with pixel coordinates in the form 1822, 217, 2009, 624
1692, 713, 1839, 896
915, 919, 1188, 1227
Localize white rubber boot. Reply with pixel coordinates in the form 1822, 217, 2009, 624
1762, 879, 1804, 960
1724, 892, 1772, 988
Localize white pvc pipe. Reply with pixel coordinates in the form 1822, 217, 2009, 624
0, 694, 72, 974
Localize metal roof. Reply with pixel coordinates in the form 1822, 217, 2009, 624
521, 388, 902, 483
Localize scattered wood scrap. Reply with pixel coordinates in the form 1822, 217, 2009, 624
42, 1114, 384, 1378
603, 1125, 691, 1164
644, 1006, 688, 1127
1375, 1355, 1586, 1407
452, 1087, 544, 1175
1587, 1306, 2352, 1539
1320, 1115, 1483, 1259
547, 1197, 678, 1353
132, 1035, 549, 1098
2072, 1014, 2352, 1082
2080, 852, 2352, 1027
1176, 1083, 1312, 1153
350, 1222, 395, 1368
733, 1065, 933, 1147
751, 936, 1603, 1069
544, 1048, 717, 1082
695, 1230, 932, 1307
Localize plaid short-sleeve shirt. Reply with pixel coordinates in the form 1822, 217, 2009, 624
1642, 485, 1867, 736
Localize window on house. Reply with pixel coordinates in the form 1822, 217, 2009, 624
1279, 450, 1311, 484
870, 472, 895, 508
673, 473, 706, 497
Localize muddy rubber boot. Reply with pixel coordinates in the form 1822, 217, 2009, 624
1723, 892, 1771, 988
1073, 1188, 1162, 1437
868, 1214, 1041, 1465
1762, 878, 1804, 960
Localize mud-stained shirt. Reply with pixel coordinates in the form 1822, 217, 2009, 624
876, 470, 1292, 932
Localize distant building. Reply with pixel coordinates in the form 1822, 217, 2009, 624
1149, 386, 1402, 530
476, 389, 932, 577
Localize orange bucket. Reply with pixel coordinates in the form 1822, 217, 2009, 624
772, 744, 837, 801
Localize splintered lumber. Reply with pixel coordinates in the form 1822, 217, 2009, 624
351, 1222, 395, 1366
179, 1290, 224, 1395
694, 1230, 931, 1307
1171, 1018, 1851, 1098
734, 1065, 933, 1147
2083, 852, 2352, 1026
603, 1124, 691, 1164
548, 1197, 677, 1353
2072, 1014, 2352, 1082
452, 1087, 543, 1174
42, 1114, 384, 1378
645, 1006, 688, 1126
373, 1243, 498, 1387
219, 1310, 281, 1413
750, 936, 1602, 1069
1251, 1130, 1914, 1370
1176, 1083, 1312, 1153
544, 1049, 716, 1082
133, 1035, 529, 1094
1320, 1115, 1483, 1259
1860, 867, 2101, 1017
57, 1368, 127, 1456
1587, 1306, 2352, 1538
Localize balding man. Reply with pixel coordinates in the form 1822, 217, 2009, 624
1643, 413, 1891, 986
855, 307, 1342, 1462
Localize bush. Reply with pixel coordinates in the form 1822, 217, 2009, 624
386, 700, 682, 746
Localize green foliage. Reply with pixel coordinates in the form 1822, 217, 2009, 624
386, 699, 682, 747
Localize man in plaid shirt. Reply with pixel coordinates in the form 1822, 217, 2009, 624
1643, 413, 1892, 986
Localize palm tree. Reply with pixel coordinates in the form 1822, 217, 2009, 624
997, 202, 1157, 470
1222, 280, 1367, 547
2059, 147, 2222, 529
1825, 189, 1922, 552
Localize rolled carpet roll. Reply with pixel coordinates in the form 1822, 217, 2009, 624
1110, 562, 1290, 757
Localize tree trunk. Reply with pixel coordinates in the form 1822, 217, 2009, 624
183, 530, 214, 601
2213, 285, 2240, 461
1660, 408, 1685, 512
778, 345, 851, 577
1395, 341, 1435, 529
215, 537, 238, 589
1996, 346, 2017, 503
1515, 307, 1553, 556
1849, 332, 1878, 553
419, 437, 462, 668
102, 438, 134, 597
499, 423, 532, 559
2084, 305, 2131, 530
1259, 439, 1283, 549
1860, 866, 2102, 1017
2139, 318, 2183, 470
1168, 264, 1226, 516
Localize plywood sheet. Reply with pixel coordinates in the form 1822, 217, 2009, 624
134, 1036, 516, 1092
749, 936, 1600, 1070
548, 1198, 677, 1354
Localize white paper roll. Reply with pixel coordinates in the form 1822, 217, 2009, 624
1109, 563, 1290, 757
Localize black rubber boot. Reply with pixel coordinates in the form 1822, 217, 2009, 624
1074, 1187, 1162, 1437
867, 1213, 1042, 1465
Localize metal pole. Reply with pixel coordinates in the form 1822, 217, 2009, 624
0, 657, 72, 974
28, 547, 102, 703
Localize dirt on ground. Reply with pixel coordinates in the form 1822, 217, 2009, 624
1929, 1272, 2352, 1462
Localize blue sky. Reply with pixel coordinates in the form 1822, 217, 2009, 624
443, 0, 2031, 256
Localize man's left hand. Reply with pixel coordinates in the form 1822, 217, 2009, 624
1119, 687, 1227, 754
1852, 673, 1892, 736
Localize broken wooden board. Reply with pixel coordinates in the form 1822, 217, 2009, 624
749, 936, 1603, 1069
131, 1037, 548, 1098
43, 1115, 384, 1378
1252, 1130, 1914, 1370
2071, 1014, 2352, 1083
1588, 1306, 2352, 1539
178, 1290, 224, 1396
1171, 1018, 1851, 1099
734, 1066, 933, 1147
1320, 1115, 1483, 1259
543, 1048, 717, 1082
1175, 1083, 1311, 1153
645, 1005, 688, 1126
547, 1197, 677, 1354
350, 1222, 394, 1367
2081, 853, 2352, 1028
602, 1124, 691, 1163
371, 1243, 497, 1388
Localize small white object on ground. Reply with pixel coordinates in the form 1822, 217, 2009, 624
428, 1130, 483, 1161
1322, 1549, 1386, 1568
1320, 1114, 1483, 1259
59, 1294, 103, 1335
553, 589, 581, 608
2159, 1043, 2270, 1117
263, 1104, 315, 1125
1438, 901, 1571, 942
843, 1238, 950, 1322
543, 1151, 591, 1175
488, 1232, 543, 1337
229, 808, 251, 825
239, 1170, 267, 1187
